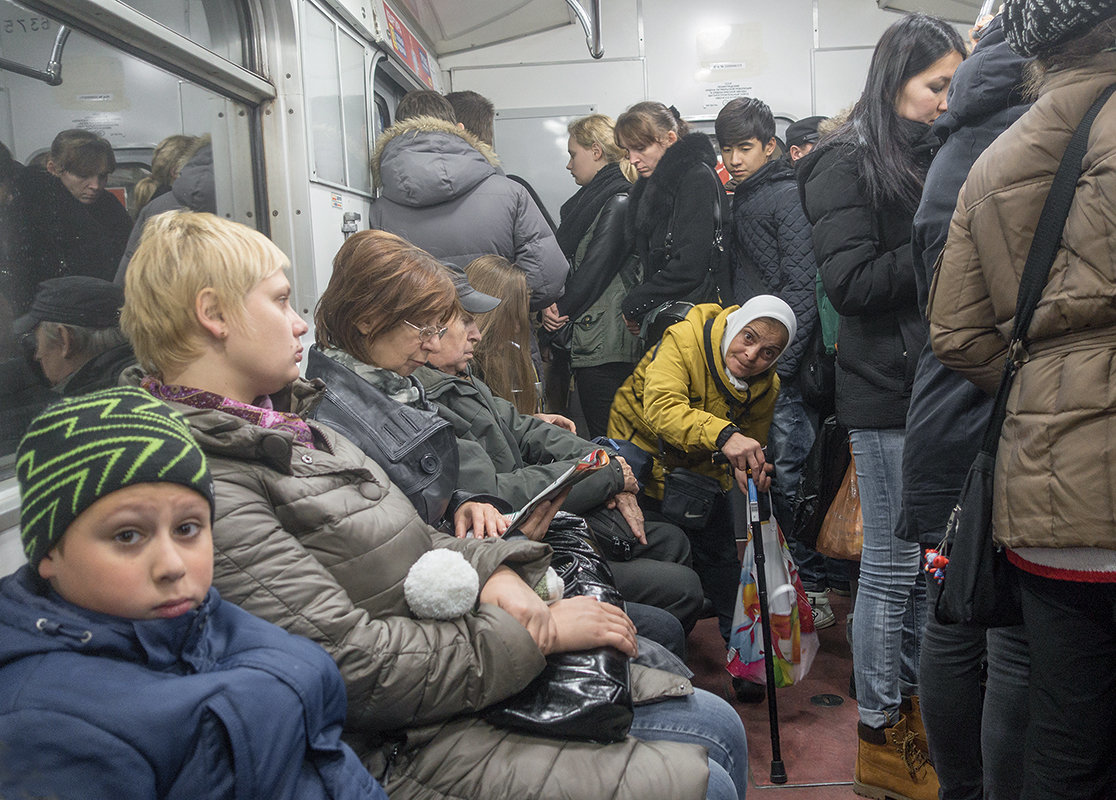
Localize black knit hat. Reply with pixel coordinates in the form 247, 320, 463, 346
17, 387, 214, 569
1004, 0, 1116, 56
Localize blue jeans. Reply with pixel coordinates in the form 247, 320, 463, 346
630, 687, 748, 800
920, 578, 1030, 800
849, 427, 925, 728
768, 382, 817, 535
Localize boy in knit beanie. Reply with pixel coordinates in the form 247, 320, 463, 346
0, 386, 387, 800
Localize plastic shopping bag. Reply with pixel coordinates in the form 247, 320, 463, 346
726, 519, 820, 688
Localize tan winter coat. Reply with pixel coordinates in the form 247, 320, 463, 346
159, 378, 710, 800
928, 55, 1116, 551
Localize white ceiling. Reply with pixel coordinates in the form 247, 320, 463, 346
392, 0, 577, 55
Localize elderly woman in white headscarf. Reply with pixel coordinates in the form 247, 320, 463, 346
609, 296, 796, 643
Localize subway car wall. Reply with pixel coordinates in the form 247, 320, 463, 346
0, 0, 970, 576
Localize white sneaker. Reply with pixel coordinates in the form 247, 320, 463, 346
806, 589, 836, 630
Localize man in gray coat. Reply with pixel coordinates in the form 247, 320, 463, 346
369, 91, 567, 310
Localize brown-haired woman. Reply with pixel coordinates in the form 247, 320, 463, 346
11, 129, 132, 311
613, 102, 724, 336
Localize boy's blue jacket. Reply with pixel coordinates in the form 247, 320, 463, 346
0, 565, 387, 800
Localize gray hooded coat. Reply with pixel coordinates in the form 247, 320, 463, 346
370, 116, 568, 310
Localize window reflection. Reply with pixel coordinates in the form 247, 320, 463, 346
0, 0, 254, 468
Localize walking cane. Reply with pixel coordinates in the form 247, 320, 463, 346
746, 471, 788, 785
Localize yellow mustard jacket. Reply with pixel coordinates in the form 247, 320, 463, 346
608, 303, 779, 498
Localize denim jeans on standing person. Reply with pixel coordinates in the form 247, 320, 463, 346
849, 427, 925, 728
920, 578, 1030, 800
1018, 571, 1116, 800
630, 687, 749, 800
767, 383, 824, 589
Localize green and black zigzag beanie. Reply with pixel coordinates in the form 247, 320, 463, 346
17, 386, 214, 570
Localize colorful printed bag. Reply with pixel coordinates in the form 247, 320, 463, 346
726, 519, 820, 687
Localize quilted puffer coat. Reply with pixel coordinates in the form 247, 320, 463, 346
369, 116, 567, 311
147, 377, 710, 800
729, 157, 818, 380
798, 120, 938, 429
929, 54, 1116, 553
608, 304, 778, 499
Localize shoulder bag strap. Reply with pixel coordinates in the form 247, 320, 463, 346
980, 82, 1116, 455
704, 317, 742, 410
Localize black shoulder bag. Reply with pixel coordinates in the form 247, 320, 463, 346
935, 83, 1116, 627
658, 318, 742, 530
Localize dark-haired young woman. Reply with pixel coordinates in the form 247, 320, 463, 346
797, 13, 965, 800
614, 102, 724, 336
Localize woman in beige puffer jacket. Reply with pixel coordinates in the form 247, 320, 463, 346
928, 5, 1116, 796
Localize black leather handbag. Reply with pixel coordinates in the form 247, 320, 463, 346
486, 513, 634, 742
305, 346, 459, 526
935, 84, 1116, 628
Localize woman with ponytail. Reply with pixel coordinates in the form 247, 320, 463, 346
614, 102, 724, 337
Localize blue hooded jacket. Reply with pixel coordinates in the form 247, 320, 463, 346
0, 566, 387, 800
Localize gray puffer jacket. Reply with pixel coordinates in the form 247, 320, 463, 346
148, 376, 709, 800
369, 116, 567, 310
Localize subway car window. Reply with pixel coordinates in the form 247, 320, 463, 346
114, 0, 250, 68
301, 0, 371, 194
0, 0, 256, 472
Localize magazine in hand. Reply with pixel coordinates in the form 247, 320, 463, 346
503, 449, 610, 535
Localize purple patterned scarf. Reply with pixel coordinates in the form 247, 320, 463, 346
143, 377, 316, 449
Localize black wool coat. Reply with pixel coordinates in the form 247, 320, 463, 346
623, 133, 725, 322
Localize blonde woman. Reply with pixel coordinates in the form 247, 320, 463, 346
541, 114, 642, 436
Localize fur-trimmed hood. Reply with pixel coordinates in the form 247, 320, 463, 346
628, 132, 717, 237
372, 115, 502, 207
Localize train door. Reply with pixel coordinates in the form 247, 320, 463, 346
298, 0, 376, 299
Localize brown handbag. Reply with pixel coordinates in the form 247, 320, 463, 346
815, 451, 863, 561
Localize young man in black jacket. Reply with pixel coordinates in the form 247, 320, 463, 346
716, 98, 834, 627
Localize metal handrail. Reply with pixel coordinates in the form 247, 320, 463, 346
0, 24, 70, 85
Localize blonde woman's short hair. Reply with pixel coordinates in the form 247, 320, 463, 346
121, 211, 288, 376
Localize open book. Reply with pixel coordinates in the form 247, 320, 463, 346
502, 448, 610, 536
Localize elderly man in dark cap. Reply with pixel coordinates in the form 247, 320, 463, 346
784, 115, 827, 162
1, 276, 135, 454
929, 1, 1116, 798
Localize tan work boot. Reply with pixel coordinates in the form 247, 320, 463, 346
853, 716, 940, 800
900, 695, 929, 756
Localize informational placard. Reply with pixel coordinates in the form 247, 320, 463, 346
382, 3, 434, 88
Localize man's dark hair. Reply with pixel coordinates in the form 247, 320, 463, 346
445, 90, 495, 145
714, 97, 775, 148
395, 90, 456, 124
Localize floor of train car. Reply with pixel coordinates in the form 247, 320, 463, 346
686, 579, 857, 798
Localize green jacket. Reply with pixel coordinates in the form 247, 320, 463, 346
414, 365, 625, 515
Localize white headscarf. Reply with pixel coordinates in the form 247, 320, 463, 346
720, 295, 797, 391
